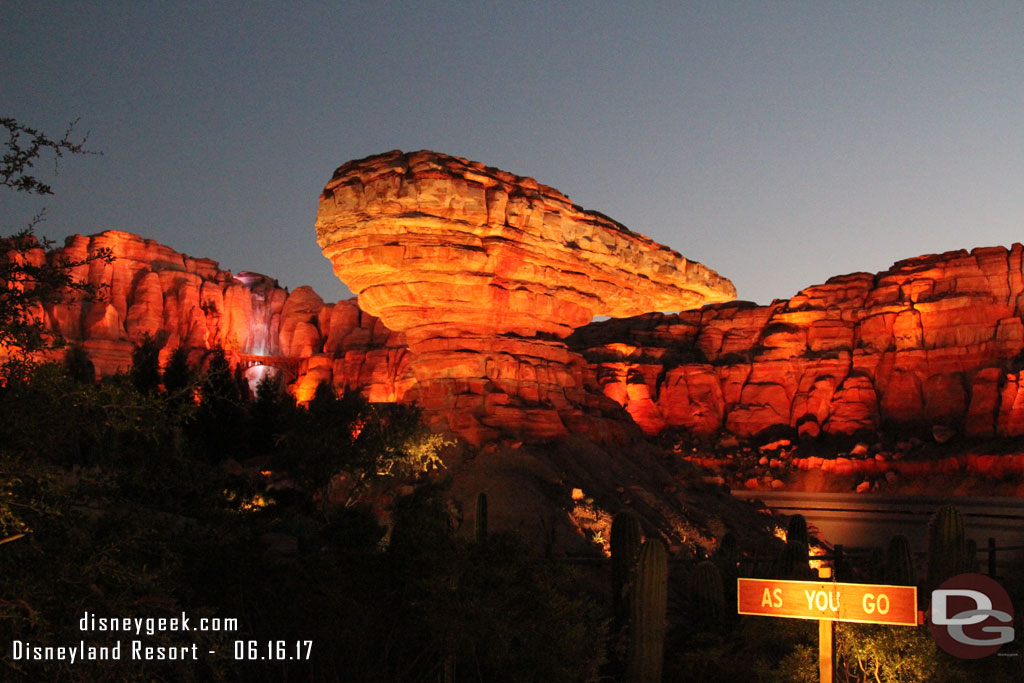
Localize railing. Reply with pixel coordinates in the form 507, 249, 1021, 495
736, 537, 1024, 581
234, 353, 301, 383
986, 537, 1024, 578
519, 538, 1024, 580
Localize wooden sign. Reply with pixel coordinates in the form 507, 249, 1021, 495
738, 578, 918, 626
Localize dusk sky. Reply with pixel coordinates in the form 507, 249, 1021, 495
4, 2, 1023, 308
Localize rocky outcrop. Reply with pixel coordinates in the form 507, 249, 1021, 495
6, 230, 411, 401
572, 245, 1024, 441
44, 231, 288, 369
12, 224, 1024, 450
316, 150, 735, 442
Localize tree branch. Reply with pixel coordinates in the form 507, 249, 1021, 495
1, 117, 101, 195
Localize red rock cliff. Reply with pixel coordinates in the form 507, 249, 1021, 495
14, 230, 1024, 448
571, 245, 1024, 440
5, 230, 411, 403
315, 150, 735, 442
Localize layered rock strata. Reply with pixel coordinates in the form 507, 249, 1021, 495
315, 150, 735, 442
49, 231, 286, 372
5, 230, 411, 402
572, 245, 1024, 440
14, 231, 1024, 450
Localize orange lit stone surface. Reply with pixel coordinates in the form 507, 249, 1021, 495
17, 228, 1024, 449
571, 245, 1024, 440
10, 230, 410, 401
316, 150, 735, 441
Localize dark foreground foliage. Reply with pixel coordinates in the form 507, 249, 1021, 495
0, 357, 606, 682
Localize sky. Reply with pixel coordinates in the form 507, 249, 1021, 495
3, 2, 1023, 308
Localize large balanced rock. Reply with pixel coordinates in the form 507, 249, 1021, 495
316, 150, 736, 441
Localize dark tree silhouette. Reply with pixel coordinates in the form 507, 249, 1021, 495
130, 333, 163, 393
162, 345, 193, 394
2, 117, 99, 195
192, 348, 248, 460
1, 117, 109, 376
63, 343, 95, 384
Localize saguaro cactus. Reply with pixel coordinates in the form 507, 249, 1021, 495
883, 534, 917, 586
627, 538, 668, 683
713, 532, 739, 605
475, 492, 488, 543
714, 532, 738, 569
928, 504, 967, 588
689, 560, 725, 631
611, 511, 643, 627
786, 514, 810, 547
773, 539, 811, 580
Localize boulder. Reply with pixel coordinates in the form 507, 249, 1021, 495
315, 150, 735, 441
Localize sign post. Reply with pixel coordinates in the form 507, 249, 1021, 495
737, 577, 918, 681
819, 618, 833, 683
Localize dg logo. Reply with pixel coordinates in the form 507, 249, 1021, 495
930, 573, 1016, 659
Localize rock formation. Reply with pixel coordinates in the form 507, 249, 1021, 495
572, 245, 1024, 441
2, 230, 411, 402
315, 150, 735, 442
11, 216, 1024, 452
51, 231, 290, 373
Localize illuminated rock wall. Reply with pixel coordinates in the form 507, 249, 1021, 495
11, 230, 410, 402
572, 245, 1024, 440
33, 230, 278, 373
15, 231, 1024, 446
315, 150, 735, 442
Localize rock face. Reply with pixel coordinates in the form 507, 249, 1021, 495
13, 224, 1024, 450
571, 245, 1024, 440
315, 150, 735, 442
36, 230, 272, 373
8, 230, 412, 402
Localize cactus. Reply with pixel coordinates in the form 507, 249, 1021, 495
475, 492, 488, 543
786, 514, 810, 547
626, 539, 668, 683
772, 540, 810, 580
689, 560, 725, 631
928, 504, 967, 588
769, 517, 812, 580
611, 511, 643, 628
714, 532, 738, 566
883, 534, 917, 586
713, 533, 739, 581
713, 532, 740, 605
